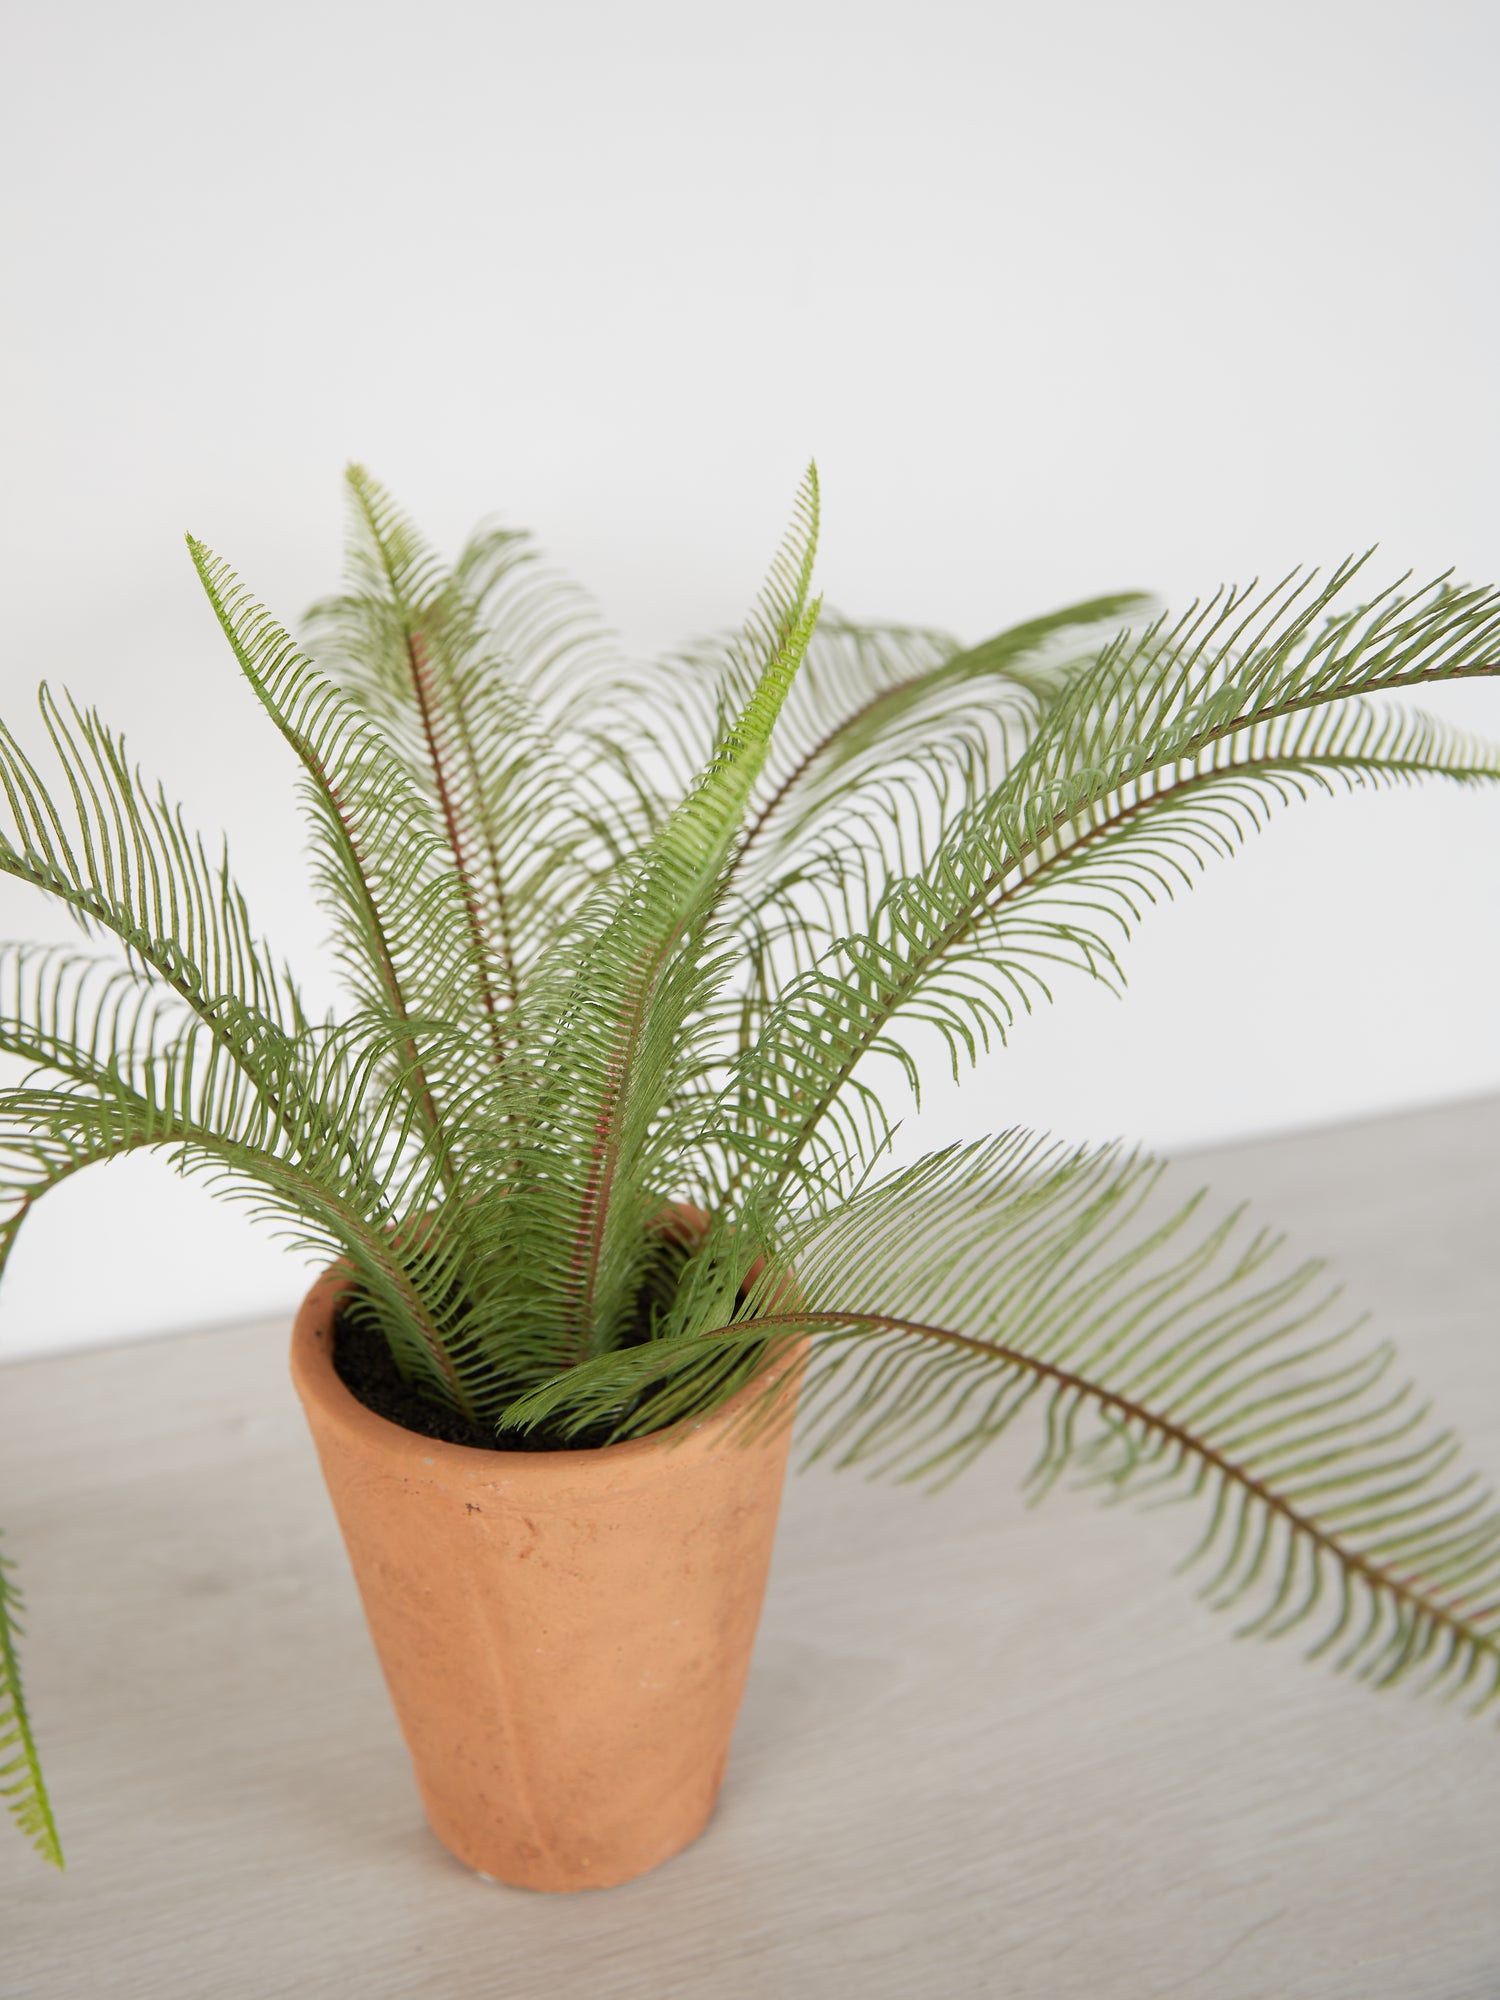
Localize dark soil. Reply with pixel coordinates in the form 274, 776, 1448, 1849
332, 1311, 633, 1453
332, 1232, 704, 1456
331, 1237, 700, 1454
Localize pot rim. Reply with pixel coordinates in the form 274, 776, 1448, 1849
291, 1262, 801, 1489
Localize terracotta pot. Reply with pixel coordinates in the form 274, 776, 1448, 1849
290, 1265, 801, 1892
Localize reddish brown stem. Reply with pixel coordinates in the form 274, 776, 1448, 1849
558, 934, 668, 1364
733, 1309, 1498, 1646
743, 657, 1500, 1207
405, 632, 511, 1064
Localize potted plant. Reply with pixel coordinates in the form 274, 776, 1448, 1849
3, 466, 1499, 1887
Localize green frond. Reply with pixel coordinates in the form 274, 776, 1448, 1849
1, 1064, 467, 1400
0, 691, 301, 1034
303, 471, 637, 1024
330, 469, 545, 1024
502, 1133, 1500, 1712
731, 589, 1152, 882
0, 1077, 184, 1873
0, 690, 311, 1148
446, 511, 639, 731
0, 1535, 61, 1868
476, 470, 824, 1388
737, 464, 822, 685
715, 577, 1500, 1209
188, 536, 507, 1151
694, 592, 1154, 1088
444, 507, 699, 857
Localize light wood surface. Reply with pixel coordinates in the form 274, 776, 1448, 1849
3, 1096, 1499, 1999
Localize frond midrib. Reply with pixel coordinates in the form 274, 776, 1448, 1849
730, 671, 1500, 1208
727, 1308, 1500, 1651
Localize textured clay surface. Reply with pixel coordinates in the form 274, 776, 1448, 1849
290, 1268, 800, 1892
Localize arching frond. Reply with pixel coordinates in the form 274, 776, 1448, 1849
715, 576, 1500, 1209
693, 593, 1155, 1097
188, 538, 508, 1150
0, 692, 308, 1142
447, 511, 700, 858
0, 1069, 465, 1393
729, 591, 1152, 891
448, 513, 641, 731
501, 1133, 1500, 1712
303, 468, 630, 1030
0, 1537, 60, 1868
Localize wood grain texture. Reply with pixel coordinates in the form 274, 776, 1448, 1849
2, 1095, 1499, 1999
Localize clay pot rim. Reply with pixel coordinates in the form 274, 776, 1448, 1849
291, 1262, 800, 1490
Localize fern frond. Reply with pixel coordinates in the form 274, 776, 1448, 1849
0, 1536, 61, 1868
447, 512, 698, 861
717, 574, 1500, 1207
502, 1133, 1500, 1710
188, 538, 509, 1155
337, 467, 521, 1037
728, 591, 1151, 891
688, 593, 1152, 1107
0, 692, 310, 1138
447, 515, 642, 732
477, 468, 824, 1387
1, 1064, 470, 1399
304, 471, 639, 1027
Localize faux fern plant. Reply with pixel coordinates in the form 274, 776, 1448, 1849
4, 465, 1500, 1869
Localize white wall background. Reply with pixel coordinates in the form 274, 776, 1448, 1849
2, 0, 1497, 1358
